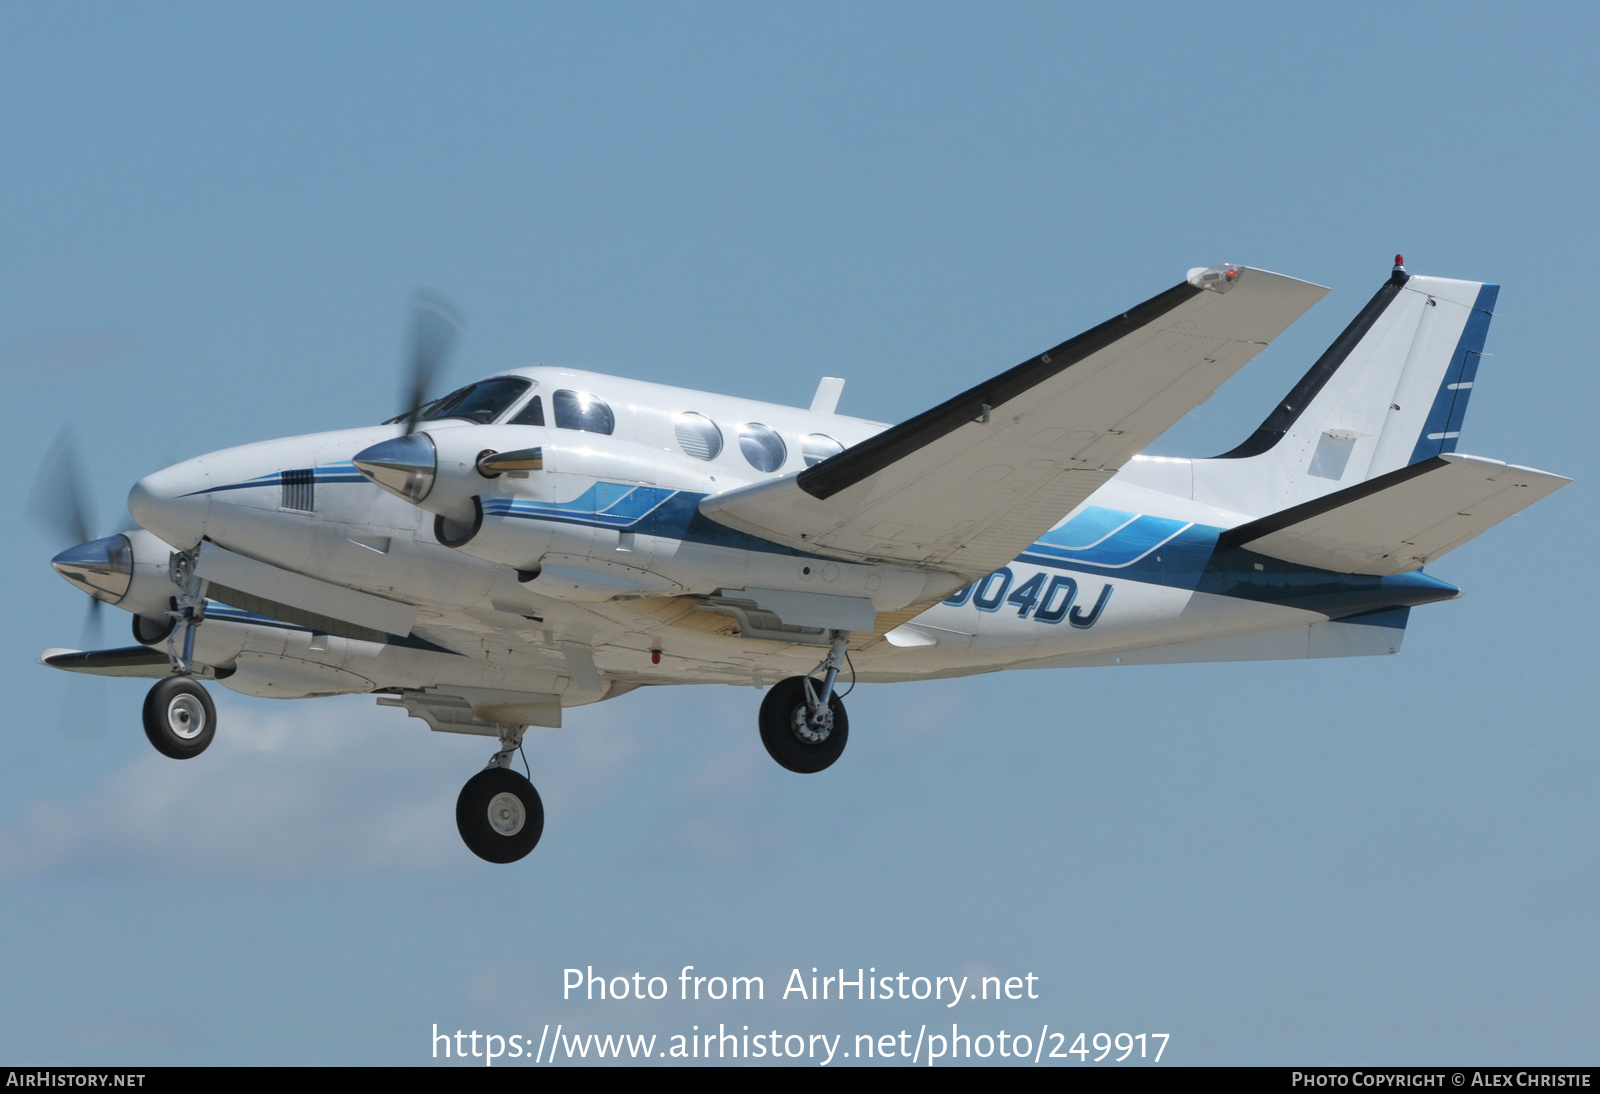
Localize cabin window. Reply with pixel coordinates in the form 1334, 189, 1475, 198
509, 395, 545, 426
738, 423, 786, 472
413, 377, 532, 425
674, 412, 723, 460
553, 390, 615, 435
801, 433, 844, 467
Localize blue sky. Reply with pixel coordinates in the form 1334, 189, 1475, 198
1, 3, 1596, 1065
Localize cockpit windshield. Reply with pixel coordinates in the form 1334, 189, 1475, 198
386, 377, 532, 426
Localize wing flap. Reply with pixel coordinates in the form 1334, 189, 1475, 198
1222, 453, 1570, 575
702, 266, 1328, 578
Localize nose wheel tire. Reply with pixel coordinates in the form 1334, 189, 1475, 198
457, 767, 544, 863
142, 676, 216, 760
759, 675, 848, 774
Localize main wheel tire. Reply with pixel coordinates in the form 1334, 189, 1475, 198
456, 767, 544, 863
759, 675, 848, 774
142, 676, 216, 760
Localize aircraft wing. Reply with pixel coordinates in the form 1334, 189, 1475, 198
699, 266, 1328, 579
1220, 453, 1570, 575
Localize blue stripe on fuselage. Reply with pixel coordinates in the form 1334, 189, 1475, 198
1015, 517, 1456, 616
484, 487, 826, 558
189, 463, 376, 497
1030, 509, 1191, 567
193, 461, 1459, 617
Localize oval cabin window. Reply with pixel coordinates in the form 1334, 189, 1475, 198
738, 423, 786, 472
674, 412, 723, 461
801, 433, 844, 467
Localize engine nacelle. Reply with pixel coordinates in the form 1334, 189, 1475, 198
49, 528, 181, 621
355, 424, 720, 561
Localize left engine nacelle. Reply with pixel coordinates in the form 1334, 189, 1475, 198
50, 528, 180, 620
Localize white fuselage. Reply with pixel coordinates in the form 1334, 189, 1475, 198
122, 366, 1450, 706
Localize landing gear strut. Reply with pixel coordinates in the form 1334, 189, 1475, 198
143, 546, 218, 759
456, 726, 544, 863
759, 630, 851, 774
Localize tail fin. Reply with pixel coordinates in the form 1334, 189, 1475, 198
1193, 261, 1499, 516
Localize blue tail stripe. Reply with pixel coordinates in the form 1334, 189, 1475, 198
1408, 283, 1499, 464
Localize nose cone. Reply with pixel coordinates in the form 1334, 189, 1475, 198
352, 434, 436, 504
128, 458, 210, 547
51, 534, 134, 604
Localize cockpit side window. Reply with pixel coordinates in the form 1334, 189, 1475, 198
509, 395, 544, 426
409, 377, 532, 425
553, 390, 615, 435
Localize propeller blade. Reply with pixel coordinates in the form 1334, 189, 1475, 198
80, 595, 103, 649
28, 426, 95, 547
400, 290, 465, 433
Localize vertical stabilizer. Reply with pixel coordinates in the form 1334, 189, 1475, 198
1192, 260, 1499, 516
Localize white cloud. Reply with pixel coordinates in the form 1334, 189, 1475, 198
0, 679, 919, 878
0, 697, 460, 875
0, 689, 652, 877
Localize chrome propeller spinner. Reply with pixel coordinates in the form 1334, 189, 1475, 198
352, 433, 438, 504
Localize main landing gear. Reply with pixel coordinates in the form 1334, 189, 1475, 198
456, 727, 544, 863
759, 630, 851, 774
143, 546, 218, 760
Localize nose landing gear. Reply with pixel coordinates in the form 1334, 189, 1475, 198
143, 546, 220, 759
142, 675, 216, 759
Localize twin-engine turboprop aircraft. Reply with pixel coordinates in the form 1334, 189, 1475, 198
42, 258, 1568, 863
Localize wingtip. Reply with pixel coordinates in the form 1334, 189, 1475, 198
1234, 266, 1332, 299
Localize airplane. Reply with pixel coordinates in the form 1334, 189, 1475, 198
39, 257, 1569, 864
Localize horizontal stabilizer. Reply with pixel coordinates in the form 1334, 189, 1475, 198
1221, 453, 1569, 575
702, 265, 1327, 580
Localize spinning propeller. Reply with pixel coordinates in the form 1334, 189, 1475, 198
359, 290, 467, 507
29, 427, 117, 645
398, 290, 465, 433
30, 427, 128, 736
